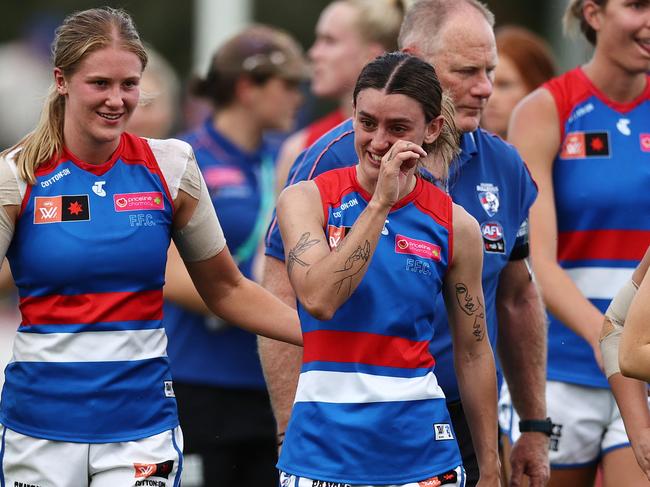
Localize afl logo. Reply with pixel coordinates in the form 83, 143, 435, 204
397, 238, 409, 250
115, 197, 128, 208
481, 222, 503, 241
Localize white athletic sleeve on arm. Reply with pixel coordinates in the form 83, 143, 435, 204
600, 279, 638, 378
148, 138, 226, 262
0, 151, 25, 264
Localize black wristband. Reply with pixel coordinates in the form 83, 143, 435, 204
519, 417, 553, 436
277, 431, 286, 446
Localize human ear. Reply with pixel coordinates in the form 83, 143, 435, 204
583, 0, 603, 32
424, 115, 444, 144
54, 68, 68, 95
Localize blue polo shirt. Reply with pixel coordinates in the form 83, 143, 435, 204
265, 118, 537, 402
164, 120, 276, 389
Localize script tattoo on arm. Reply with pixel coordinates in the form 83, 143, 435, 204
333, 240, 371, 296
455, 283, 486, 341
287, 232, 320, 276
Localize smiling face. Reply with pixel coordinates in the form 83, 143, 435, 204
56, 45, 143, 163
353, 88, 439, 191
589, 0, 650, 74
423, 8, 497, 133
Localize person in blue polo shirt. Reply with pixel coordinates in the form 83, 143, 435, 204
162, 25, 308, 487
259, 1, 549, 486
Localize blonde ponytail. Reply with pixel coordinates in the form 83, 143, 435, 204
4, 86, 65, 184
422, 92, 459, 183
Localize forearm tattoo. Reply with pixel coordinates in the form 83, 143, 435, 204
455, 283, 485, 341
287, 232, 320, 276
334, 240, 371, 296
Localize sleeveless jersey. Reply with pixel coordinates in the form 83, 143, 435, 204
265, 121, 537, 402
278, 166, 462, 484
164, 120, 275, 389
1, 133, 189, 442
545, 68, 650, 387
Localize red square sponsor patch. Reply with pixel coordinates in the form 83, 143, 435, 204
327, 225, 350, 249
34, 196, 62, 223
641, 134, 650, 153
395, 234, 441, 261
114, 192, 164, 212
560, 132, 586, 159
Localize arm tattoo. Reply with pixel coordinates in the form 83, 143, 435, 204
287, 232, 320, 276
455, 283, 486, 341
333, 240, 371, 296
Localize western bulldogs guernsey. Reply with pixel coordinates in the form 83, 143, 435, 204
278, 166, 462, 484
266, 120, 536, 402
0, 133, 190, 442
545, 68, 650, 387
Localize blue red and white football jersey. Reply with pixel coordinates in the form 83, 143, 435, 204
545, 68, 650, 387
0, 133, 193, 442
278, 166, 462, 484
265, 120, 537, 402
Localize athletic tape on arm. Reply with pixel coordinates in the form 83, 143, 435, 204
600, 279, 638, 378
172, 150, 226, 262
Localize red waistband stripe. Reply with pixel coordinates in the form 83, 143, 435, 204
303, 329, 435, 369
19, 289, 163, 326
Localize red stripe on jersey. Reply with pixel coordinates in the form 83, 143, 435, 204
303, 329, 435, 369
19, 289, 163, 325
558, 229, 650, 262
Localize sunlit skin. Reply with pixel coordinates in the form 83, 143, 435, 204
55, 45, 143, 164
424, 8, 497, 133
481, 55, 529, 139
352, 88, 441, 200
309, 1, 373, 99
588, 0, 650, 78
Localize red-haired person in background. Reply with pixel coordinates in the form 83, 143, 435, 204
481, 25, 556, 140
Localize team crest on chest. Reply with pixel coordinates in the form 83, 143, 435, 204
476, 183, 500, 217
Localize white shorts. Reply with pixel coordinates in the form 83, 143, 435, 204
279, 466, 466, 487
0, 424, 183, 486
499, 380, 629, 467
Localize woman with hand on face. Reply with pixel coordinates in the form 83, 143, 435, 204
0, 8, 300, 486
508, 0, 650, 485
276, 52, 499, 487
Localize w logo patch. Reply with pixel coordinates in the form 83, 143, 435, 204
34, 195, 90, 224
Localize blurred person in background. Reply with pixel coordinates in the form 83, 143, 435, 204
508, 0, 650, 485
481, 25, 556, 140
162, 25, 308, 487
0, 12, 60, 148
273, 0, 409, 194
127, 46, 181, 139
